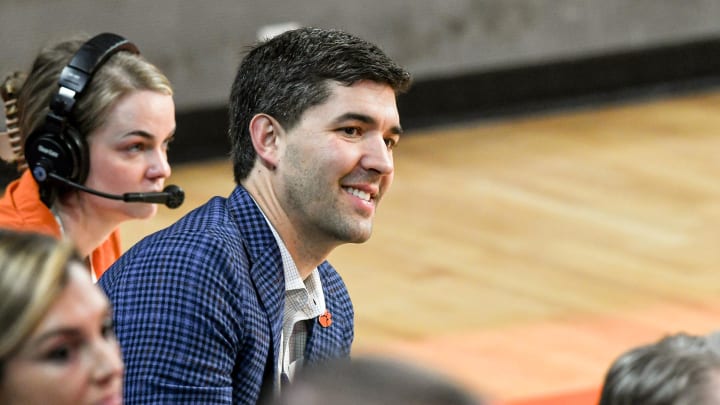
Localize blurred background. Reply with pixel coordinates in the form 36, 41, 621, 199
4, 0, 720, 160
3, 2, 720, 404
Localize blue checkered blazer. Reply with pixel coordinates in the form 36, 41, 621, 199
98, 186, 354, 404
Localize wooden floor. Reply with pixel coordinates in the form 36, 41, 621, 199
119, 89, 720, 404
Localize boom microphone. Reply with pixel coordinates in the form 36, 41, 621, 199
47, 172, 185, 209
123, 185, 185, 208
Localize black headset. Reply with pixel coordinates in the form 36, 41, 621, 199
24, 33, 139, 205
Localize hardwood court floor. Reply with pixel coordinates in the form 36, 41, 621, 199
119, 90, 720, 404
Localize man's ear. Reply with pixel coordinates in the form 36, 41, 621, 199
249, 113, 281, 170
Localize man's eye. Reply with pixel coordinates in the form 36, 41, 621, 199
341, 127, 360, 136
162, 138, 174, 151
385, 137, 399, 149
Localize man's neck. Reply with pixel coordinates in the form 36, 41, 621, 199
242, 177, 335, 279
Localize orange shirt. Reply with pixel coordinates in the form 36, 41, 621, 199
0, 170, 121, 280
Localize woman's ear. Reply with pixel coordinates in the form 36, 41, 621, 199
249, 114, 280, 170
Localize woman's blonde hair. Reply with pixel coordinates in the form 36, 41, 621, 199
0, 230, 82, 379
2, 33, 172, 168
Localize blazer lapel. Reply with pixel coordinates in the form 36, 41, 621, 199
249, 250, 284, 374
304, 265, 345, 364
229, 187, 285, 380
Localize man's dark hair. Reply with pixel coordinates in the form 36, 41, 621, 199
267, 356, 484, 405
228, 27, 412, 183
599, 332, 720, 405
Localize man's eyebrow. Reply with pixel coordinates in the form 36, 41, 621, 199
332, 112, 375, 126
331, 112, 403, 135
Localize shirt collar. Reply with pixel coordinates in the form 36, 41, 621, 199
249, 196, 317, 293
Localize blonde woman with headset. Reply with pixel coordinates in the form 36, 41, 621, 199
0, 32, 180, 280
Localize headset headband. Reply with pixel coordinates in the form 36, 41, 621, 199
47, 33, 139, 129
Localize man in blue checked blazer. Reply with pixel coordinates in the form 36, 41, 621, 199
99, 27, 411, 405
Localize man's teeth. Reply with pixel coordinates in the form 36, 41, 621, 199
345, 187, 371, 202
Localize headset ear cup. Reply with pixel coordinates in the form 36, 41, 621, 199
24, 124, 87, 184
64, 125, 89, 184
24, 128, 55, 182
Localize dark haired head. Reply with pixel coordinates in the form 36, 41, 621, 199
599, 333, 720, 405
228, 27, 411, 184
268, 356, 484, 405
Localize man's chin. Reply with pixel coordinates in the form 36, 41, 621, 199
347, 225, 373, 244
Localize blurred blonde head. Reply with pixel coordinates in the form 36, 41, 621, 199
0, 229, 123, 405
0, 229, 79, 369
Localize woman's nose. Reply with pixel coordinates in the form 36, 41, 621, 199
147, 148, 172, 179
91, 339, 124, 384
